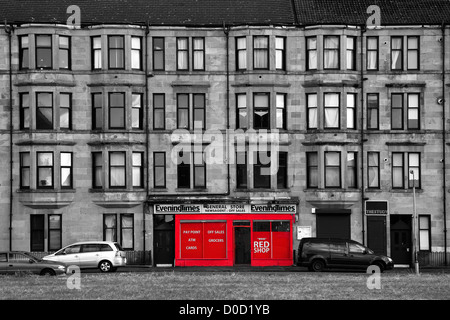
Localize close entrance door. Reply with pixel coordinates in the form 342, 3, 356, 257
234, 222, 251, 265
154, 215, 175, 266
367, 216, 387, 255
390, 215, 412, 265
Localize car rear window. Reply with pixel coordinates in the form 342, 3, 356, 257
113, 242, 124, 251
100, 244, 113, 251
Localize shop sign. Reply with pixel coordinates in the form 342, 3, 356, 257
365, 201, 388, 215
155, 204, 296, 214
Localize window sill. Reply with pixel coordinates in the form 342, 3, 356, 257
150, 188, 168, 192
17, 188, 76, 193
88, 188, 146, 193
175, 188, 208, 192
389, 188, 423, 193
304, 188, 361, 192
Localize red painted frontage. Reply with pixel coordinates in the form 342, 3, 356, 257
175, 214, 295, 267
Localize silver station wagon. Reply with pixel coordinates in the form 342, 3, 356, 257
42, 241, 127, 272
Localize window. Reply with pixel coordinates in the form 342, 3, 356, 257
36, 92, 53, 130
193, 37, 205, 71
109, 93, 125, 129
30, 215, 45, 251
193, 152, 206, 188
177, 93, 189, 129
236, 151, 247, 188
392, 152, 404, 188
367, 37, 378, 70
306, 37, 317, 70
132, 152, 143, 188
20, 152, 31, 189
419, 215, 431, 251
131, 36, 142, 70
177, 151, 190, 188
407, 93, 420, 129
367, 93, 379, 130
346, 36, 356, 70
92, 152, 103, 188
19, 35, 29, 70
347, 152, 357, 188
236, 93, 247, 129
19, 92, 30, 130
306, 152, 318, 188
48, 215, 62, 251
391, 93, 404, 130
60, 152, 72, 189
324, 93, 340, 129
92, 93, 103, 130
37, 152, 53, 188
153, 152, 166, 188
132, 93, 143, 130
324, 36, 340, 69
391, 36, 403, 70
277, 152, 288, 189
177, 37, 189, 70
152, 37, 165, 71
253, 36, 269, 69
407, 36, 419, 70
325, 151, 341, 188
108, 36, 125, 69
236, 37, 247, 70
253, 93, 270, 129
346, 93, 356, 129
367, 152, 380, 188
306, 93, 318, 129
103, 214, 117, 242
92, 36, 102, 69
254, 152, 271, 189
275, 37, 286, 70
59, 36, 71, 69
109, 152, 126, 188
276, 93, 286, 129
408, 152, 421, 188
193, 94, 206, 130
120, 214, 134, 250
36, 35, 52, 69
253, 221, 291, 259
153, 94, 165, 130
59, 93, 71, 130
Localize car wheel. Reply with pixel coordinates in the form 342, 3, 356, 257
40, 269, 56, 276
99, 260, 113, 273
311, 259, 325, 272
372, 262, 385, 273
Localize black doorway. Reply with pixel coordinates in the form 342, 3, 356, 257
367, 216, 387, 255
390, 215, 412, 265
234, 224, 251, 265
154, 215, 175, 266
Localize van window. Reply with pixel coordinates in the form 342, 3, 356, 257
349, 243, 366, 253
330, 243, 346, 253
305, 242, 329, 252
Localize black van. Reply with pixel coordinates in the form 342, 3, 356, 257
296, 237, 394, 272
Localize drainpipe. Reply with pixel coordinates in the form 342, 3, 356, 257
223, 21, 231, 195
441, 22, 448, 266
360, 25, 367, 245
144, 20, 150, 261
5, 21, 14, 251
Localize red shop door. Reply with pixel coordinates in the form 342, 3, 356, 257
234, 221, 251, 265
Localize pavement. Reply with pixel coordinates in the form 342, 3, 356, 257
89, 265, 450, 274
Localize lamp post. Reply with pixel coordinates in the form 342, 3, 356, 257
410, 170, 420, 275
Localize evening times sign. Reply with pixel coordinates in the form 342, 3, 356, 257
365, 201, 388, 215
154, 204, 297, 214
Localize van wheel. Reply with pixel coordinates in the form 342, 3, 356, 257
311, 259, 325, 272
99, 260, 113, 273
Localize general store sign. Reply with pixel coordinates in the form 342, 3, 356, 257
154, 204, 296, 214
365, 201, 388, 215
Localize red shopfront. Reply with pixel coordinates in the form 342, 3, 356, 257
174, 212, 295, 267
